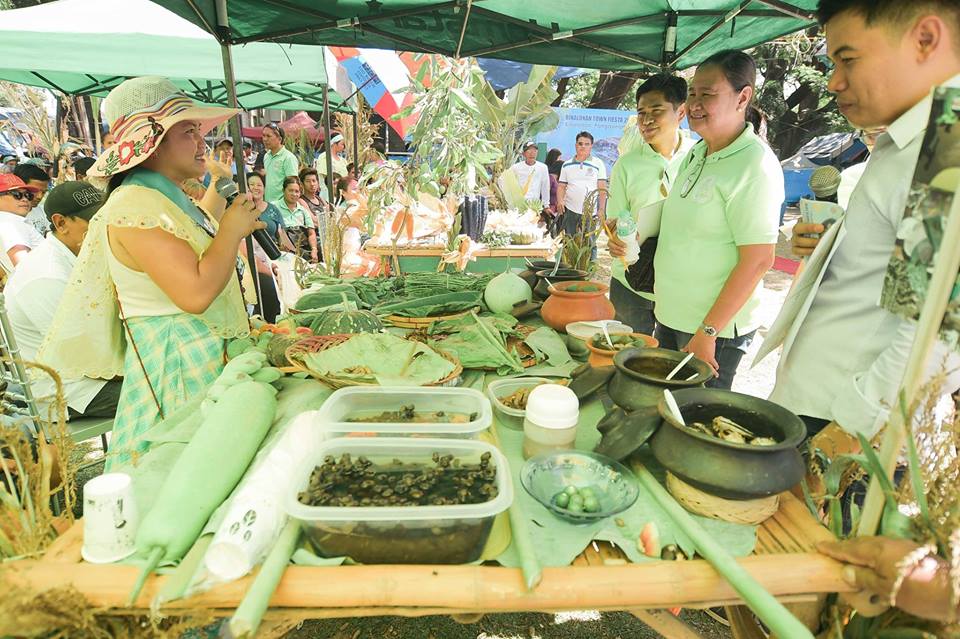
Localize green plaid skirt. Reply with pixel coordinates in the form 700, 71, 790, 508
105, 314, 224, 471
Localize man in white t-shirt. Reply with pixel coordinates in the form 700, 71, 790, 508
556, 131, 607, 256
6, 181, 122, 419
14, 163, 51, 236
506, 141, 551, 211
0, 173, 44, 271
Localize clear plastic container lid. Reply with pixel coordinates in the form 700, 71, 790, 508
315, 386, 492, 437
285, 437, 513, 522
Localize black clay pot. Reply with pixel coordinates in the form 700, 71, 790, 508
606, 347, 713, 413
649, 388, 806, 499
518, 260, 569, 290
532, 268, 587, 300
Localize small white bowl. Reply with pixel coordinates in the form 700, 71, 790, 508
565, 320, 633, 342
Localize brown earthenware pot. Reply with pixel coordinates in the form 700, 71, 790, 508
540, 280, 615, 332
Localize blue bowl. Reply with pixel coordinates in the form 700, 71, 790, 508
520, 450, 639, 524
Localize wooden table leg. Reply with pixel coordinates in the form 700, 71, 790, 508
630, 609, 705, 638
725, 605, 767, 639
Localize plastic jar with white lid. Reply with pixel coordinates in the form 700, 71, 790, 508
522, 384, 580, 459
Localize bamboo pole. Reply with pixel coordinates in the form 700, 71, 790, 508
634, 465, 815, 639
857, 189, 960, 535
229, 521, 301, 638
2, 554, 850, 612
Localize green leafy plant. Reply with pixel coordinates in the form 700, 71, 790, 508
561, 188, 604, 273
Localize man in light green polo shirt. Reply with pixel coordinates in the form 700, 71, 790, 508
606, 74, 695, 335
262, 123, 300, 202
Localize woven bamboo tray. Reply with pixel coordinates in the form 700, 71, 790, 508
665, 472, 780, 525
285, 334, 462, 389
382, 307, 481, 329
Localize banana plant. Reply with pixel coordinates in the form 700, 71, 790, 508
474, 65, 561, 209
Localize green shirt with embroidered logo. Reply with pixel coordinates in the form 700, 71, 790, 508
654, 125, 783, 338
606, 130, 695, 299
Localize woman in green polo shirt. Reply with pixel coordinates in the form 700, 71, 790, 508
653, 50, 783, 390
272, 176, 317, 262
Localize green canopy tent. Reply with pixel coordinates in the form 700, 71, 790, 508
0, 0, 352, 113
148, 0, 816, 71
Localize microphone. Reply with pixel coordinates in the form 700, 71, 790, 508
215, 177, 281, 260
808, 165, 841, 203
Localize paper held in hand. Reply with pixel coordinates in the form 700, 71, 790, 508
633, 200, 665, 246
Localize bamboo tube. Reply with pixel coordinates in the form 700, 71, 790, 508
155, 535, 212, 608
3, 553, 849, 612
858, 190, 960, 536
228, 520, 301, 638
634, 465, 815, 639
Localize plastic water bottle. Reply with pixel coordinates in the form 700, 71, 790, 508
616, 217, 640, 265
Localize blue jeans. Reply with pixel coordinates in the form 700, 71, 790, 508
653, 324, 755, 390
609, 278, 656, 336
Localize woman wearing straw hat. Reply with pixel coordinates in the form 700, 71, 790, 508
38, 76, 263, 469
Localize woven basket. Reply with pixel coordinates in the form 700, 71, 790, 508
382, 307, 480, 329
285, 334, 462, 389
665, 472, 779, 525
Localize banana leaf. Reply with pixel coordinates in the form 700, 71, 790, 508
523, 327, 573, 366
301, 333, 455, 386
427, 313, 524, 374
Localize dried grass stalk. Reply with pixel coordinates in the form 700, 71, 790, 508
1, 358, 76, 561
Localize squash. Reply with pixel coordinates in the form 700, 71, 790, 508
309, 307, 383, 335
265, 335, 298, 367
484, 272, 533, 314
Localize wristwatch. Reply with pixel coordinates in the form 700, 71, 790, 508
700, 323, 719, 337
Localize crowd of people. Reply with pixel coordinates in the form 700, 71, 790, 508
1, 0, 959, 624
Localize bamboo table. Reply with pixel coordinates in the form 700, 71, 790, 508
6, 491, 850, 638
365, 243, 555, 274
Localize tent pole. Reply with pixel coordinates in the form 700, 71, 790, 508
352, 110, 359, 172
322, 86, 334, 204
214, 0, 264, 316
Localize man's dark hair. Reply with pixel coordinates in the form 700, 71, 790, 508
817, 0, 960, 27
13, 163, 49, 184
635, 74, 688, 107
575, 131, 594, 143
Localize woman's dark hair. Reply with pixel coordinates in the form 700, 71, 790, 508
246, 171, 265, 186
346, 162, 355, 175
636, 73, 688, 107
335, 176, 352, 194
281, 176, 301, 191
698, 49, 767, 138
548, 160, 563, 176
262, 122, 285, 143
545, 148, 562, 167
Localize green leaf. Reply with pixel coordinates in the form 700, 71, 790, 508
899, 393, 931, 527
450, 88, 479, 114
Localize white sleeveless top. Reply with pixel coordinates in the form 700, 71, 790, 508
106, 243, 183, 318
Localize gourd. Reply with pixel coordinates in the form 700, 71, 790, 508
308, 294, 383, 335
484, 272, 533, 314
128, 381, 278, 603
266, 335, 298, 367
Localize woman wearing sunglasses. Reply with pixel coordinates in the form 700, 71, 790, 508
653, 50, 783, 390
0, 174, 44, 268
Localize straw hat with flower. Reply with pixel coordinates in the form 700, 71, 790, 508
89, 76, 238, 178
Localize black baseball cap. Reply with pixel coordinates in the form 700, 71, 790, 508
44, 181, 104, 222
73, 156, 96, 176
